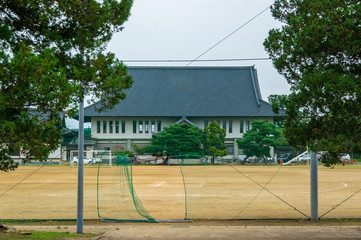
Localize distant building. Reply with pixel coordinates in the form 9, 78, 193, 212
83, 66, 279, 160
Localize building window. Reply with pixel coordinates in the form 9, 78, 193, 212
157, 121, 161, 131
217, 120, 221, 126
97, 121, 101, 133
246, 121, 250, 131
225, 143, 234, 155
222, 120, 226, 131
240, 121, 244, 133
139, 121, 143, 133
229, 120, 232, 133
145, 121, 149, 133
103, 121, 107, 133
133, 121, 137, 133
204, 120, 208, 129
109, 121, 113, 133
151, 121, 155, 133
115, 121, 119, 133
122, 121, 126, 133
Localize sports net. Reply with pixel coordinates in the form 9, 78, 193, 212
97, 153, 157, 222
1, 161, 361, 220
96, 152, 316, 221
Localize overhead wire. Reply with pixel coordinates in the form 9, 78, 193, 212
92, 4, 276, 221
83, 4, 274, 161
185, 5, 271, 67
122, 58, 270, 63
85, 3, 273, 134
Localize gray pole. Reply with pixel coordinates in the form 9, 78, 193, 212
310, 150, 318, 221
77, 99, 84, 233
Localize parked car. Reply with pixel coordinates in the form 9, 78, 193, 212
299, 154, 311, 162
72, 156, 96, 164
341, 154, 351, 164
246, 157, 256, 163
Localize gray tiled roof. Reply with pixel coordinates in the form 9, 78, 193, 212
84, 66, 277, 118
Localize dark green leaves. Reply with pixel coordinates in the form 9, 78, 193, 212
237, 120, 280, 161
265, 0, 361, 166
203, 121, 227, 160
149, 124, 204, 156
0, 0, 133, 171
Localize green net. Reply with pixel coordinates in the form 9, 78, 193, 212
96, 152, 361, 221
2, 157, 361, 220
97, 153, 157, 222
97, 155, 314, 221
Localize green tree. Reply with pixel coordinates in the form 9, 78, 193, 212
268, 94, 287, 114
237, 120, 280, 164
277, 128, 290, 147
0, 0, 133, 171
268, 94, 287, 128
149, 124, 204, 163
203, 121, 227, 164
264, 0, 361, 166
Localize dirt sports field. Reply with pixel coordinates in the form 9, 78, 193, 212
1, 164, 361, 221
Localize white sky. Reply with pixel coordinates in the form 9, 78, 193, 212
67, 0, 291, 128
108, 0, 290, 99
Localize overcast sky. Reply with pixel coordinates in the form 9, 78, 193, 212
108, 0, 290, 98
67, 0, 290, 128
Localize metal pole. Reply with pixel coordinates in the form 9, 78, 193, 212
110, 151, 112, 167
310, 150, 318, 221
77, 99, 84, 233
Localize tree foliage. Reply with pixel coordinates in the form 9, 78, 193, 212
237, 120, 280, 163
203, 121, 227, 164
0, 0, 133, 171
149, 124, 204, 157
268, 94, 287, 114
268, 94, 287, 127
277, 128, 290, 147
264, 0, 361, 166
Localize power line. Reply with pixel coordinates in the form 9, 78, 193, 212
83, 5, 274, 152
185, 5, 271, 67
122, 57, 270, 63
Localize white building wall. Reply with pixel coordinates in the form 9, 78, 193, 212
48, 147, 61, 159
91, 116, 274, 141
89, 116, 276, 159
188, 116, 274, 139
91, 117, 178, 139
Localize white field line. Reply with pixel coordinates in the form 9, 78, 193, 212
115, 183, 349, 198
154, 181, 167, 187
293, 182, 349, 196
135, 194, 284, 197
134, 194, 217, 197
319, 182, 348, 193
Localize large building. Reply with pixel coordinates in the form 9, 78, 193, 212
83, 66, 278, 160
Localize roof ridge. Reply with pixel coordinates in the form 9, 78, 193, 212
249, 66, 261, 106
127, 66, 255, 70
